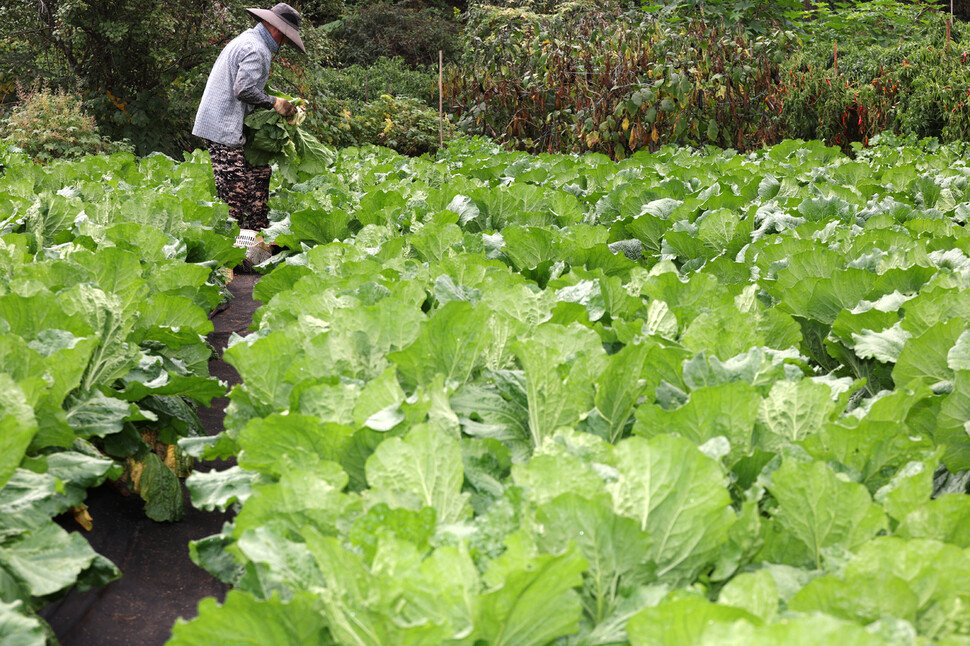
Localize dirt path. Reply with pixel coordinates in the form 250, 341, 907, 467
41, 275, 261, 646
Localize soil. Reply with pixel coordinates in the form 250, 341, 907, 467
40, 274, 262, 646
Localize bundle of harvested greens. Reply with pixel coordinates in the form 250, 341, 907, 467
243, 89, 334, 182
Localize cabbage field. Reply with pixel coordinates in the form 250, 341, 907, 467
4, 134, 970, 644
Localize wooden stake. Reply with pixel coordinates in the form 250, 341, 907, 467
439, 50, 444, 149
947, 16, 952, 55
834, 40, 838, 77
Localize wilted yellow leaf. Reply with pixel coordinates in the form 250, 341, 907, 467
128, 457, 146, 493
72, 505, 93, 531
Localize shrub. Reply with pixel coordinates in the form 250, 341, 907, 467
0, 50, 32, 110
289, 55, 444, 153
5, 0, 245, 157
334, 1, 461, 68
795, 0, 936, 47
780, 11, 970, 148
300, 0, 347, 24
305, 94, 452, 155
0, 138, 18, 174
356, 94, 451, 155
1, 86, 133, 163
448, 2, 790, 157
645, 0, 803, 34
469, 0, 600, 11
312, 57, 437, 106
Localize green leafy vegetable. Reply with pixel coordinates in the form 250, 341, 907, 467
243, 102, 335, 183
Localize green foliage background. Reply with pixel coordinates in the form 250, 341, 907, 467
3, 0, 970, 159
2, 0, 246, 156
0, 86, 134, 162
447, 0, 970, 157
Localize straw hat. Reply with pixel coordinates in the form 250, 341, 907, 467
246, 3, 305, 53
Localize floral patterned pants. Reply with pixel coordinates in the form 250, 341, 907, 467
205, 141, 272, 230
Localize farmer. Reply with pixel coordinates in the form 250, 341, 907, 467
192, 3, 305, 232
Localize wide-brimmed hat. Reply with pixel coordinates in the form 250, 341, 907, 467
246, 3, 305, 53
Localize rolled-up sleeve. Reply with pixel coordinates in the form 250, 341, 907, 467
234, 49, 275, 109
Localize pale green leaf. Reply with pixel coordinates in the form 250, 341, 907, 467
512, 452, 605, 506
644, 300, 678, 339
237, 414, 353, 477
389, 300, 493, 390
0, 599, 45, 646
536, 493, 652, 623
947, 330, 970, 372
512, 323, 608, 446
0, 377, 37, 489
168, 591, 328, 645
365, 425, 471, 524
768, 459, 887, 568
634, 380, 760, 462
851, 323, 911, 363
594, 343, 650, 443
186, 466, 258, 511
893, 319, 965, 388
0, 522, 101, 597
717, 569, 778, 622
755, 379, 838, 452
609, 435, 735, 583
478, 544, 587, 646
627, 597, 761, 646
895, 494, 970, 548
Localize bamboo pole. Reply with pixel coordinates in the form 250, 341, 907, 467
948, 0, 953, 55
834, 40, 838, 77
439, 50, 444, 148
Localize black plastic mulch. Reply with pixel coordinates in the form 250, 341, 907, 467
40, 274, 262, 646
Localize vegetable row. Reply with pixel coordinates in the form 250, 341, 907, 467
176, 136, 970, 645
0, 147, 242, 643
